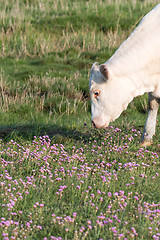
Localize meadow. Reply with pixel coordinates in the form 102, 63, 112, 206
0, 0, 160, 239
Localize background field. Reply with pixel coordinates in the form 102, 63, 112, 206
0, 0, 160, 239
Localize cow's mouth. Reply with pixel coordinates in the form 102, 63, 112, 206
91, 120, 109, 129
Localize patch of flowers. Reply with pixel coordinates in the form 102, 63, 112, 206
0, 127, 160, 239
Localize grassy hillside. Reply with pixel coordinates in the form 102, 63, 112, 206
0, 1, 160, 240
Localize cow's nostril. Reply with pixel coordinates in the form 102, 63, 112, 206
92, 120, 96, 128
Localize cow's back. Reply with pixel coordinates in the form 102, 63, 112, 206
106, 4, 160, 76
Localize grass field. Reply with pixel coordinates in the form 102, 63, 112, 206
0, 0, 160, 239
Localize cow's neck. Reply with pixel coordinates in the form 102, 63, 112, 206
128, 69, 156, 98
106, 22, 159, 103
110, 64, 157, 112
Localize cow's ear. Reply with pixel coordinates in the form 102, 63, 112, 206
91, 62, 99, 72
99, 64, 108, 81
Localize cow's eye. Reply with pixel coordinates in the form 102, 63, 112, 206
94, 90, 100, 98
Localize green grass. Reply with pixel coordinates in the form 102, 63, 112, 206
0, 0, 160, 239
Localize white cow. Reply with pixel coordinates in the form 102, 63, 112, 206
89, 4, 160, 146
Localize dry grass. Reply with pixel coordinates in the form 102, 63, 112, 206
0, 0, 159, 58
0, 72, 88, 118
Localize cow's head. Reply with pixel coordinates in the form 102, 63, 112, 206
89, 62, 129, 128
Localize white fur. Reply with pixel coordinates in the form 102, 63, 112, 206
89, 4, 160, 142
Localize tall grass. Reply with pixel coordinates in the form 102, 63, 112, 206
0, 0, 158, 58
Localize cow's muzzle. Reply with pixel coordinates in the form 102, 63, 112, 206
91, 119, 108, 129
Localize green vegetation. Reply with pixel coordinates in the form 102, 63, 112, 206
0, 0, 160, 239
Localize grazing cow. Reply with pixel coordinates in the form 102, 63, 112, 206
89, 4, 160, 146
